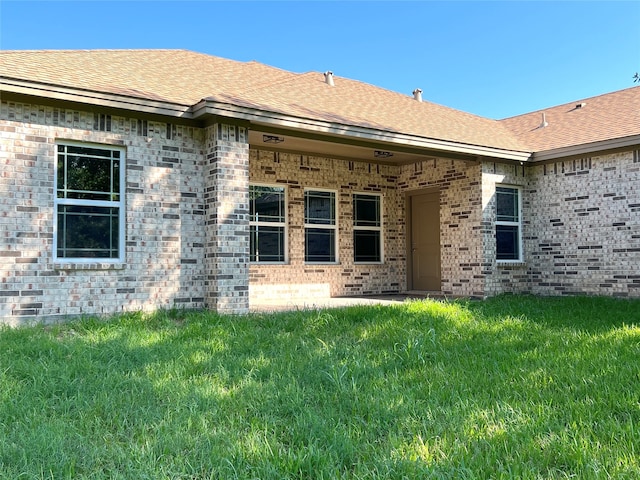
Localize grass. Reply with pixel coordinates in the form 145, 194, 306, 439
1, 295, 639, 479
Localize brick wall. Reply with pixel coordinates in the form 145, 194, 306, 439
399, 158, 485, 297
248, 150, 404, 300
249, 153, 487, 301
481, 161, 529, 296
1, 101, 206, 324
3, 101, 637, 325
204, 124, 250, 314
526, 150, 640, 296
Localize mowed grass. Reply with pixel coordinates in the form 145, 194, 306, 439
1, 295, 639, 479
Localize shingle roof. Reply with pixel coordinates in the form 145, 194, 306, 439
2, 49, 639, 156
0, 49, 528, 152
0, 49, 293, 105
500, 86, 640, 152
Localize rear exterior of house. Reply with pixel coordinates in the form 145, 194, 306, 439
1, 50, 639, 325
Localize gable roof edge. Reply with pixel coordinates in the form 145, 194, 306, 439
531, 134, 640, 162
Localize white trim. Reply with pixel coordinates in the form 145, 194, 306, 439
249, 183, 288, 264
53, 141, 126, 264
495, 185, 523, 263
353, 192, 384, 264
304, 188, 339, 264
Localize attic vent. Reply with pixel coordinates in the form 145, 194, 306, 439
413, 88, 423, 102
94, 113, 112, 132
576, 102, 586, 109
324, 71, 335, 86
539, 112, 548, 128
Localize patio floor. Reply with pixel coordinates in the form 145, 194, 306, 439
249, 292, 450, 313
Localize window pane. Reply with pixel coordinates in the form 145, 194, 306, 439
250, 186, 285, 223
57, 145, 120, 201
354, 230, 381, 262
496, 224, 520, 260
64, 155, 114, 199
305, 228, 335, 262
305, 191, 335, 225
496, 187, 519, 222
250, 225, 285, 262
57, 205, 119, 258
354, 194, 380, 227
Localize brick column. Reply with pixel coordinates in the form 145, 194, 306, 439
204, 124, 250, 314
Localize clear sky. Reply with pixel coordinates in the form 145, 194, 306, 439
1, 1, 639, 119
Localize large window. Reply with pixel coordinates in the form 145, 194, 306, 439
55, 142, 125, 261
496, 186, 522, 262
305, 190, 337, 263
250, 185, 286, 263
353, 194, 382, 263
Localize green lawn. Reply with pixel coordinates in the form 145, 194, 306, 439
1, 295, 639, 479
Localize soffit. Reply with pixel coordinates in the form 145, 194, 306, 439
247, 128, 472, 165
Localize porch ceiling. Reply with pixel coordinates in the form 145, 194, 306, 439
248, 127, 476, 165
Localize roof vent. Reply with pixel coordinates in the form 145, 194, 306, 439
413, 88, 423, 102
576, 102, 586, 109
324, 71, 335, 86
539, 112, 549, 128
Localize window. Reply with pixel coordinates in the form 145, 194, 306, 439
353, 194, 382, 263
304, 190, 337, 263
55, 142, 125, 261
250, 185, 286, 263
495, 186, 522, 261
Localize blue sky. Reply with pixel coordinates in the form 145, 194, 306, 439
1, 1, 639, 119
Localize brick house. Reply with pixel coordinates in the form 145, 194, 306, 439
1, 50, 639, 324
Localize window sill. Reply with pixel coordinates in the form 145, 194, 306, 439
54, 262, 126, 271
496, 260, 526, 267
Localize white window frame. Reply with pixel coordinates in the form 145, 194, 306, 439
353, 192, 384, 264
249, 183, 288, 264
304, 188, 338, 264
53, 140, 125, 263
495, 185, 523, 263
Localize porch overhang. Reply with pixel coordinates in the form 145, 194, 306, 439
193, 98, 533, 164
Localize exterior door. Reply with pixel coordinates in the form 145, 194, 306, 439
410, 191, 441, 291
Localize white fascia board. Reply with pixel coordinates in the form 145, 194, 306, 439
531, 135, 640, 162
1, 78, 193, 118
194, 99, 532, 162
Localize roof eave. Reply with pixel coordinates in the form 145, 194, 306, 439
1, 77, 194, 119
194, 98, 532, 162
531, 134, 640, 162
0, 78, 533, 162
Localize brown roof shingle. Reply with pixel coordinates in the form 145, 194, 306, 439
0, 49, 529, 152
2, 49, 639, 156
500, 86, 640, 152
